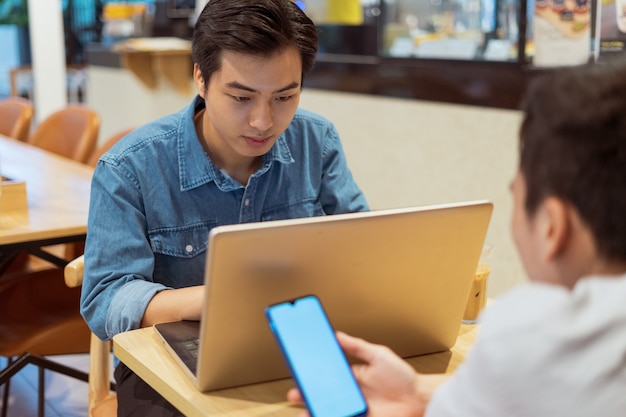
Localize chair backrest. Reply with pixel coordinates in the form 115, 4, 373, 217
87, 127, 135, 167
0, 96, 34, 142
28, 104, 100, 163
65, 255, 117, 417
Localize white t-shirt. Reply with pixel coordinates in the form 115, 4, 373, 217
426, 274, 626, 417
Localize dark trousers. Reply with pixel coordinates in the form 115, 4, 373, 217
114, 362, 184, 417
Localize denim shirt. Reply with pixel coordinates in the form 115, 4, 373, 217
81, 96, 369, 341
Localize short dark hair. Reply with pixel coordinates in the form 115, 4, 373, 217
519, 58, 626, 261
191, 0, 318, 88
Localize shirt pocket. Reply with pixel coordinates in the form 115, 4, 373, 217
148, 222, 215, 258
260, 197, 324, 221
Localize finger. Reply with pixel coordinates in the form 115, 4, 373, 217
336, 331, 380, 364
349, 362, 370, 383
287, 387, 304, 404
287, 388, 311, 417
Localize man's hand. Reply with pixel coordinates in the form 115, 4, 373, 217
287, 331, 449, 417
141, 285, 204, 327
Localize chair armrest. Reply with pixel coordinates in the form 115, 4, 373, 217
64, 254, 85, 288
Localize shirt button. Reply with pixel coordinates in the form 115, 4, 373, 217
244, 199, 250, 206
185, 245, 193, 253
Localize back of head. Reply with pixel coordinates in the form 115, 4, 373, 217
192, 0, 318, 86
519, 58, 626, 263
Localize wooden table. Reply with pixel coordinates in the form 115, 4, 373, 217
113, 323, 479, 417
0, 135, 93, 272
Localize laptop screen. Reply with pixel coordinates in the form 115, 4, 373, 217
156, 200, 493, 392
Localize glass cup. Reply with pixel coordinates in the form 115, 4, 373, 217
462, 243, 493, 324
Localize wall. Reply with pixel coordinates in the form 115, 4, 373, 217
298, 90, 526, 298
87, 65, 526, 298
86, 66, 191, 140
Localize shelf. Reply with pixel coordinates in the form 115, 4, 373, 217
112, 37, 193, 95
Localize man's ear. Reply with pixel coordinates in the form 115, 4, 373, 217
539, 197, 570, 262
193, 64, 206, 98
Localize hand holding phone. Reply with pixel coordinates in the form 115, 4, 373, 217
265, 295, 368, 417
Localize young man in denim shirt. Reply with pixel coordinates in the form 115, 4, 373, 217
81, 0, 368, 414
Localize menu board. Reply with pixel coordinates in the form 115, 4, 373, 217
533, 0, 592, 66
599, 0, 626, 56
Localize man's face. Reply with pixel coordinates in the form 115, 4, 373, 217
195, 47, 302, 168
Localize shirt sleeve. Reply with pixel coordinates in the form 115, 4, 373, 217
319, 123, 369, 214
80, 160, 168, 341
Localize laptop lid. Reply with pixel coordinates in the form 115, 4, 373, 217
155, 200, 493, 392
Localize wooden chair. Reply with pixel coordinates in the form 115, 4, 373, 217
0, 268, 91, 417
0, 96, 34, 142
28, 104, 100, 164
65, 255, 117, 417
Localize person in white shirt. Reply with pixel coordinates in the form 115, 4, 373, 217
287, 58, 626, 417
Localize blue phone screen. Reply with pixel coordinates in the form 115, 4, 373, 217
266, 295, 368, 417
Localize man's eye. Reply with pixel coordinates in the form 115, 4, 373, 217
276, 95, 294, 102
231, 96, 250, 102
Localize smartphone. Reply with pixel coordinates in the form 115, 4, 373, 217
265, 295, 368, 417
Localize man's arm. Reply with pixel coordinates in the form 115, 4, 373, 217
141, 286, 204, 327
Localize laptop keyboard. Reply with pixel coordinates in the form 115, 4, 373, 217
181, 338, 200, 358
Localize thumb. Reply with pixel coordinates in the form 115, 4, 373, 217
337, 331, 379, 364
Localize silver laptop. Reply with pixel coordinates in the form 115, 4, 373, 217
154, 200, 493, 392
